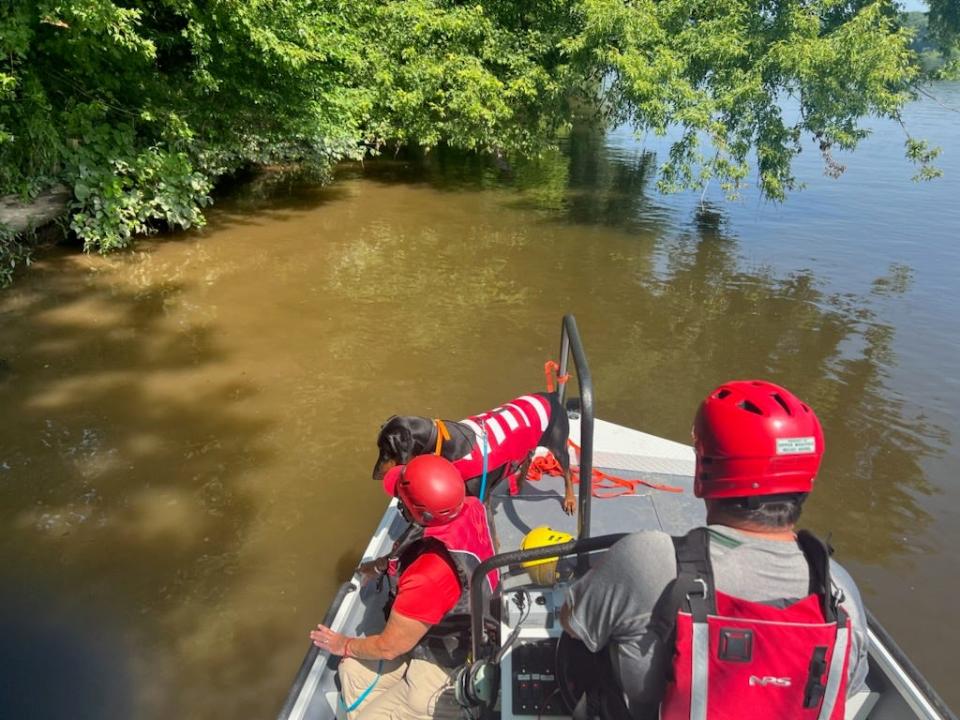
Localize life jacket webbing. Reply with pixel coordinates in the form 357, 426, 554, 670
677, 529, 713, 720
690, 621, 709, 720
817, 624, 850, 720
797, 531, 850, 720
433, 419, 451, 456
676, 528, 715, 620
795, 531, 842, 623
663, 528, 850, 720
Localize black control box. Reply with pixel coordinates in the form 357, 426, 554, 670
511, 639, 563, 716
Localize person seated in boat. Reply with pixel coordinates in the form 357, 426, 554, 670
309, 454, 498, 719
559, 380, 869, 719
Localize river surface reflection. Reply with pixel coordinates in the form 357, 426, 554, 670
1, 84, 958, 718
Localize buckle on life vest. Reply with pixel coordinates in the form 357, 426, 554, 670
685, 578, 710, 623
803, 646, 830, 708
686, 577, 708, 600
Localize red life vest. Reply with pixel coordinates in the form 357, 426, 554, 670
660, 529, 851, 720
421, 497, 499, 595
384, 498, 499, 666
452, 394, 552, 493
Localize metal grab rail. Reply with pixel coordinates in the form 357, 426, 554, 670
865, 609, 958, 720
277, 580, 356, 720
465, 313, 601, 661
469, 533, 628, 661
557, 314, 595, 541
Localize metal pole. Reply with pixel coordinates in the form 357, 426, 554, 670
560, 315, 594, 542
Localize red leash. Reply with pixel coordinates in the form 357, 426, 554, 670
525, 439, 683, 497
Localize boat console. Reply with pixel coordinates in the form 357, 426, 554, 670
498, 586, 567, 718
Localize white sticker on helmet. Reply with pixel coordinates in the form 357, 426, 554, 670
776, 437, 816, 454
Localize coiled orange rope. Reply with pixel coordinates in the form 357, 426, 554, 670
525, 439, 683, 497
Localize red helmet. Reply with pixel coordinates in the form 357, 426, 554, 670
693, 380, 824, 499
394, 455, 465, 527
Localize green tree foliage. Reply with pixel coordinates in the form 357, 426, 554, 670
926, 0, 960, 76
928, 0, 960, 47
905, 8, 960, 78
0, 0, 946, 270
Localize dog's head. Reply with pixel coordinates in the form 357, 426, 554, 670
372, 416, 416, 481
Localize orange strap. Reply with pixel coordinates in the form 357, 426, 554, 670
433, 419, 451, 456
525, 440, 683, 497
544, 360, 571, 393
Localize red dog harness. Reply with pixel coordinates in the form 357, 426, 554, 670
452, 394, 552, 493
660, 529, 851, 720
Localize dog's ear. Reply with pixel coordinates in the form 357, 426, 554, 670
386, 433, 400, 457
379, 415, 398, 433
390, 426, 414, 464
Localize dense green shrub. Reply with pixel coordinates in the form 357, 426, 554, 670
0, 226, 33, 288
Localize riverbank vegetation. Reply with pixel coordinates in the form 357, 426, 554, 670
1, 1, 958, 286
906, 11, 960, 77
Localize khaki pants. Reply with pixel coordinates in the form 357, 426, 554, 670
337, 655, 461, 719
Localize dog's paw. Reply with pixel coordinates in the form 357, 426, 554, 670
562, 496, 577, 515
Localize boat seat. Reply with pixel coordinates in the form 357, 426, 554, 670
846, 689, 880, 719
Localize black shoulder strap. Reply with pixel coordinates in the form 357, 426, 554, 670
796, 529, 845, 624
674, 527, 717, 622
387, 523, 424, 564
649, 528, 717, 632
378, 524, 424, 593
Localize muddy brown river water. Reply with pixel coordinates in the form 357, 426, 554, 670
1, 85, 959, 718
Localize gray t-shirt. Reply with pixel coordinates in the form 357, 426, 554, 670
565, 526, 868, 716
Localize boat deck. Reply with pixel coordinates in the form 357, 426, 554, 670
490, 418, 701, 554
279, 416, 949, 720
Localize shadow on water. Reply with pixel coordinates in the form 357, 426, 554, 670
203, 171, 354, 234
0, 254, 273, 718
557, 125, 669, 229
0, 590, 133, 719
351, 125, 676, 235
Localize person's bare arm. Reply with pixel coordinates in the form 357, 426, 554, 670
310, 610, 430, 661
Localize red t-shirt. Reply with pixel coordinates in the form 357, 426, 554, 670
391, 548, 462, 624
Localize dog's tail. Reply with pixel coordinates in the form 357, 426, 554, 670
544, 360, 571, 393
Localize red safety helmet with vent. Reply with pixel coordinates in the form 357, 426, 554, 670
693, 380, 824, 499
389, 455, 465, 527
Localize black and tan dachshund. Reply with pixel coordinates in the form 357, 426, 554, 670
373, 391, 576, 514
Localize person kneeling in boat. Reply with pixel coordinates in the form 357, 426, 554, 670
559, 380, 869, 719
310, 454, 498, 719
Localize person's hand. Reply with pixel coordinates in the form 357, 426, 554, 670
310, 623, 350, 656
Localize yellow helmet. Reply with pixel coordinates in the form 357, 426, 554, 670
520, 526, 573, 585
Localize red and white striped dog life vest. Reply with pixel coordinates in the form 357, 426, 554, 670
452, 394, 552, 492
